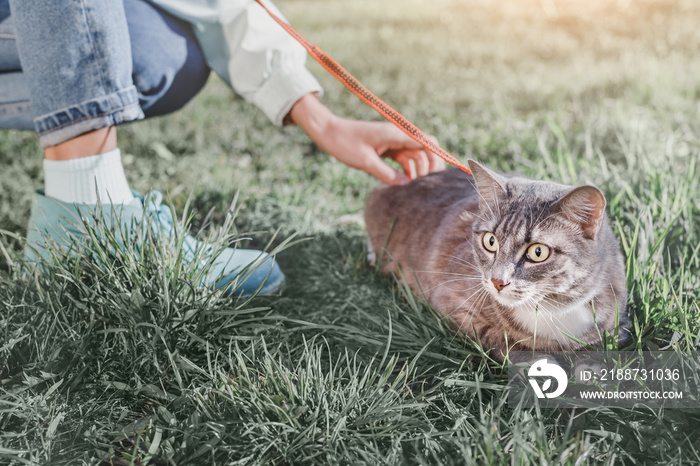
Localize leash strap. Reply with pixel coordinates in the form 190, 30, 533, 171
254, 0, 472, 175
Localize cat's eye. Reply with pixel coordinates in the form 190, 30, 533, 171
483, 232, 499, 252
527, 243, 550, 262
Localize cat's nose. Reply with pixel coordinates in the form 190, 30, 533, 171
491, 278, 510, 291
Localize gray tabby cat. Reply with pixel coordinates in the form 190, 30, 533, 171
365, 160, 629, 359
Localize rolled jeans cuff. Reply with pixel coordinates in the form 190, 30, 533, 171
34, 85, 144, 149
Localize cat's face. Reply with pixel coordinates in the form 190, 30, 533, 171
467, 160, 607, 311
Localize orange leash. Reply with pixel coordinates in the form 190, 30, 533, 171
254, 0, 472, 175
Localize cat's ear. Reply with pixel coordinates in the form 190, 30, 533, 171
467, 159, 507, 210
553, 185, 607, 239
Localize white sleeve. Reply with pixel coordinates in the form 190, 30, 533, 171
146, 0, 323, 126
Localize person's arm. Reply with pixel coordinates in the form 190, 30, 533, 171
147, 0, 445, 183
289, 94, 445, 185
147, 0, 323, 126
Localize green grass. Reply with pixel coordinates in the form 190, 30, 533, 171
1, 0, 700, 463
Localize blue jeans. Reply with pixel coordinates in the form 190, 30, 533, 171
0, 0, 210, 148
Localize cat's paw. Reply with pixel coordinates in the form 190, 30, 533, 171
366, 237, 377, 266
367, 251, 377, 266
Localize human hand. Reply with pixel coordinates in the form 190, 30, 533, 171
289, 94, 446, 185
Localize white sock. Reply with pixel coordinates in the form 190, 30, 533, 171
43, 148, 135, 205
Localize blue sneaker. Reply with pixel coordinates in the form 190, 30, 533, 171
24, 190, 285, 297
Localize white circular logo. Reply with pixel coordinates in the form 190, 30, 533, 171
528, 359, 568, 399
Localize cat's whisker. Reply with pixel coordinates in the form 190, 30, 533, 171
443, 262, 483, 276
531, 284, 576, 300
529, 299, 562, 348
438, 254, 483, 273
425, 278, 482, 294
534, 289, 566, 297
471, 183, 499, 222
531, 204, 551, 231
444, 262, 482, 274
536, 282, 570, 292
538, 294, 563, 306
473, 288, 491, 317
457, 288, 493, 345
539, 292, 577, 306
520, 297, 571, 352
437, 253, 473, 265
451, 288, 486, 317
475, 287, 492, 313
472, 212, 487, 222
529, 292, 562, 304
448, 288, 489, 346
538, 296, 592, 349
529, 299, 582, 350
457, 287, 490, 326
445, 284, 487, 319
532, 210, 567, 229
414, 274, 483, 291
412, 270, 482, 278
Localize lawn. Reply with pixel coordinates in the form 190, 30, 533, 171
1, 0, 699, 464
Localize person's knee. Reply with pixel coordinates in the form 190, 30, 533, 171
126, 0, 210, 117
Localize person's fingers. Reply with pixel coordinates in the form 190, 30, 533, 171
364, 153, 410, 185
384, 129, 446, 174
394, 153, 416, 179
369, 123, 449, 178
398, 149, 430, 177
380, 123, 426, 150
427, 150, 447, 172
385, 149, 430, 178
412, 150, 430, 177
422, 134, 446, 172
